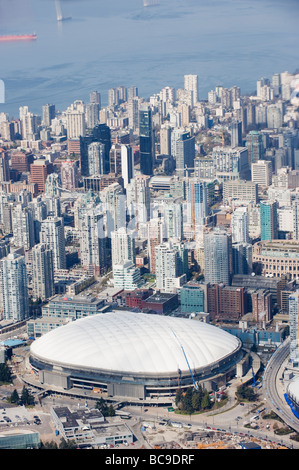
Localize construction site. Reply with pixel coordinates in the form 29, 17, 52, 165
140, 421, 288, 450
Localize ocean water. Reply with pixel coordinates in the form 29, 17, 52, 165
0, 0, 298, 117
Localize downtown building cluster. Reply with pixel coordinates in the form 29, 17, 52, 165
0, 70, 299, 360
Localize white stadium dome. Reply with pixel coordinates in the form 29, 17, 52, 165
29, 311, 242, 399
31, 311, 240, 375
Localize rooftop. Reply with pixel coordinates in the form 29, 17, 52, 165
48, 294, 103, 305
52, 406, 104, 429
145, 292, 178, 303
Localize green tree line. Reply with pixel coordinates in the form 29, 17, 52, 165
175, 386, 212, 414
95, 398, 115, 417
8, 386, 35, 406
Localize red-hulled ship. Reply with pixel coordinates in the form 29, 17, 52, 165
0, 34, 37, 42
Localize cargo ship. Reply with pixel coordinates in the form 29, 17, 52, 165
0, 34, 37, 42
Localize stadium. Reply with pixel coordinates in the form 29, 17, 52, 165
29, 311, 243, 400
285, 376, 299, 419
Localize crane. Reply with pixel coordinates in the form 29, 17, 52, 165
171, 329, 199, 391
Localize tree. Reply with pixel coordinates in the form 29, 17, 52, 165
182, 388, 193, 414
236, 384, 257, 402
9, 389, 19, 404
21, 386, 35, 406
175, 388, 183, 408
191, 390, 202, 411
95, 398, 110, 417
59, 438, 77, 449
0, 362, 12, 384
108, 405, 115, 417
201, 390, 212, 410
40, 441, 58, 449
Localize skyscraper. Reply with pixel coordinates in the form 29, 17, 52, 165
160, 86, 175, 104
111, 227, 136, 266
245, 130, 264, 163
31, 243, 55, 301
0, 252, 29, 322
20, 107, 38, 140
256, 77, 270, 99
80, 208, 107, 276
159, 125, 172, 155
272, 73, 281, 97
30, 160, 54, 193
260, 201, 278, 241
164, 201, 184, 241
85, 102, 100, 129
90, 90, 101, 106
42, 104, 56, 127
100, 182, 126, 236
147, 217, 165, 274
292, 199, 299, 241
231, 206, 249, 244
108, 88, 120, 107
12, 203, 35, 250
251, 160, 272, 187
126, 175, 151, 230
187, 179, 208, 231
0, 149, 10, 183
40, 217, 66, 270
267, 104, 283, 129
80, 124, 111, 177
66, 100, 86, 139
184, 74, 198, 107
109, 144, 122, 176
88, 141, 106, 175
60, 160, 79, 191
0, 193, 14, 235
231, 120, 242, 148
127, 86, 138, 100
204, 229, 232, 285
155, 242, 180, 292
212, 146, 250, 181
128, 97, 140, 131
139, 106, 155, 176
121, 144, 134, 188
232, 242, 252, 275
172, 130, 195, 176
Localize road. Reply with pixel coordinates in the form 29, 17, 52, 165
123, 403, 299, 449
263, 337, 299, 433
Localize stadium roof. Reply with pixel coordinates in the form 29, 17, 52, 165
30, 311, 241, 376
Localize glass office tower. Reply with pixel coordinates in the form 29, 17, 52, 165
260, 201, 278, 241
139, 107, 154, 176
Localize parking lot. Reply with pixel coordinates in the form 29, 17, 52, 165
0, 404, 58, 443
0, 405, 41, 427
